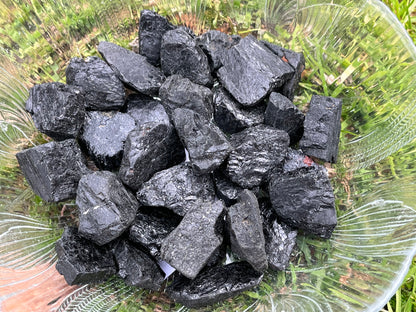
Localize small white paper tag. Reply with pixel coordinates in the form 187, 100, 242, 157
158, 260, 176, 279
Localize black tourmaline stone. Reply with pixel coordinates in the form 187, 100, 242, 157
76, 171, 139, 245
269, 163, 337, 238
227, 190, 268, 272
299, 95, 343, 163
129, 207, 182, 258
114, 240, 164, 290
213, 87, 264, 135
166, 262, 263, 308
213, 170, 242, 206
55, 227, 116, 285
16, 139, 88, 203
217, 35, 294, 106
66, 56, 125, 110
160, 199, 224, 279
137, 163, 216, 216
139, 10, 176, 66
160, 28, 213, 86
98, 41, 165, 96
25, 82, 85, 140
159, 74, 214, 120
126, 93, 168, 126
172, 108, 231, 174
264, 92, 304, 145
226, 125, 290, 188
80, 111, 136, 170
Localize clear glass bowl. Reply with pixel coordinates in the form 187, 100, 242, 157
1, 0, 416, 311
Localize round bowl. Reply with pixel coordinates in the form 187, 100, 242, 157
1, 0, 416, 311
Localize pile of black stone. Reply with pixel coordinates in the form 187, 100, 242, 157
16, 10, 342, 308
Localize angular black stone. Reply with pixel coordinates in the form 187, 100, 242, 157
280, 148, 320, 173
16, 139, 88, 203
299, 95, 342, 163
217, 35, 294, 106
126, 93, 170, 126
80, 111, 136, 170
25, 82, 85, 140
114, 240, 164, 290
226, 125, 289, 188
264, 92, 304, 145
160, 199, 224, 279
139, 10, 176, 66
98, 41, 165, 96
213, 87, 264, 135
55, 227, 116, 285
213, 170, 242, 206
160, 28, 212, 86
269, 164, 337, 238
172, 108, 231, 174
137, 163, 216, 216
76, 171, 139, 245
129, 206, 182, 258
166, 262, 263, 308
227, 190, 267, 272
66, 56, 125, 110
159, 74, 213, 120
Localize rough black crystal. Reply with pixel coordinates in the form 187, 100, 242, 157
213, 170, 242, 206
126, 93, 169, 126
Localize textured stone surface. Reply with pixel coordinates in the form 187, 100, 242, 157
98, 41, 165, 96
66, 56, 125, 110
25, 82, 85, 140
129, 207, 182, 258
160, 28, 212, 86
160, 199, 224, 279
264, 92, 304, 145
227, 190, 267, 272
126, 93, 170, 126
139, 10, 176, 66
137, 163, 216, 216
114, 240, 164, 290
217, 35, 294, 106
55, 227, 116, 285
80, 111, 136, 170
213, 170, 242, 206
213, 87, 264, 134
269, 164, 337, 238
226, 125, 290, 188
166, 262, 263, 308
172, 108, 231, 174
16, 139, 88, 203
299, 95, 343, 163
76, 171, 139, 245
159, 74, 213, 120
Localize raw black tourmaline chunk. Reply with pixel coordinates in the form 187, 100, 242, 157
16, 139, 88, 203
55, 227, 116, 285
160, 199, 224, 279
66, 56, 125, 110
264, 92, 304, 145
213, 87, 264, 135
114, 240, 164, 290
80, 111, 136, 170
213, 170, 242, 206
159, 75, 214, 120
227, 190, 268, 272
172, 108, 231, 174
226, 125, 290, 188
160, 28, 213, 86
269, 163, 337, 238
139, 10, 176, 66
98, 41, 165, 96
76, 171, 139, 245
166, 262, 263, 308
137, 163, 216, 216
217, 35, 294, 106
299, 95, 343, 163
25, 82, 85, 140
126, 93, 169, 126
129, 207, 182, 258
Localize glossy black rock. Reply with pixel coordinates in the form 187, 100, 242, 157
76, 171, 139, 245
126, 94, 170, 126
55, 227, 116, 285
66, 56, 125, 110
213, 170, 242, 206
16, 139, 88, 202
166, 262, 263, 308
